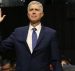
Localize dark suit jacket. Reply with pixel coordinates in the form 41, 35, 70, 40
0, 26, 62, 71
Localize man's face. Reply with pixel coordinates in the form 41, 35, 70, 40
27, 4, 44, 23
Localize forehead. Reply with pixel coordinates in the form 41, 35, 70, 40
28, 4, 41, 9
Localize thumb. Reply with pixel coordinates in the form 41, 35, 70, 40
2, 15, 6, 19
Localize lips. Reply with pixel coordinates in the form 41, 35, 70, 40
31, 15, 37, 17
31, 16, 37, 18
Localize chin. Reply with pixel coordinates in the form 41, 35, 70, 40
30, 20, 38, 23
31, 21, 37, 24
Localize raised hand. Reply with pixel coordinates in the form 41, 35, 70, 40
0, 8, 6, 22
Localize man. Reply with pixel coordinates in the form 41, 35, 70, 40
1, 59, 11, 71
0, 1, 62, 71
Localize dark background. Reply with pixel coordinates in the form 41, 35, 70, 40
1, 0, 75, 64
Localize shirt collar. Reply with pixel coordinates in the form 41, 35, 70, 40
29, 23, 41, 31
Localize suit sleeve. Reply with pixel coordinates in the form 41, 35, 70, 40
0, 30, 15, 53
50, 31, 62, 71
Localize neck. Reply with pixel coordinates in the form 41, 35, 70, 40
30, 21, 41, 27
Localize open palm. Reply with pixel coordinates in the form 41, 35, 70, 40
0, 8, 6, 22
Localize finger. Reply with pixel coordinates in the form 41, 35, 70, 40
2, 15, 6, 19
0, 8, 1, 17
0, 15, 6, 22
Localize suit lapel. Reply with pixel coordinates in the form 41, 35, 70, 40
24, 26, 29, 41
23, 26, 31, 54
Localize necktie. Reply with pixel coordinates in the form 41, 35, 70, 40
32, 28, 37, 50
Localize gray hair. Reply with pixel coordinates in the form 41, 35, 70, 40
27, 1, 43, 12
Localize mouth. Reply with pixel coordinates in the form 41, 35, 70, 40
31, 16, 37, 18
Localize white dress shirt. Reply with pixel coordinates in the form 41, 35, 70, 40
26, 23, 42, 53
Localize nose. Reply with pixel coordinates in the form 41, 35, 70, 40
32, 10, 36, 14
32, 12, 36, 14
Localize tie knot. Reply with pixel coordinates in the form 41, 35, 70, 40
32, 28, 37, 31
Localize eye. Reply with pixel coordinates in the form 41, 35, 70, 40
35, 9, 40, 11
29, 9, 33, 11
29, 8, 40, 11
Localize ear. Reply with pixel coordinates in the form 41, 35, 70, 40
27, 12, 29, 17
27, 12, 28, 16
41, 12, 44, 18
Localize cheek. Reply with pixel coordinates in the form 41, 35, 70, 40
27, 12, 32, 16
27, 13, 30, 16
27, 13, 31, 18
38, 14, 43, 18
